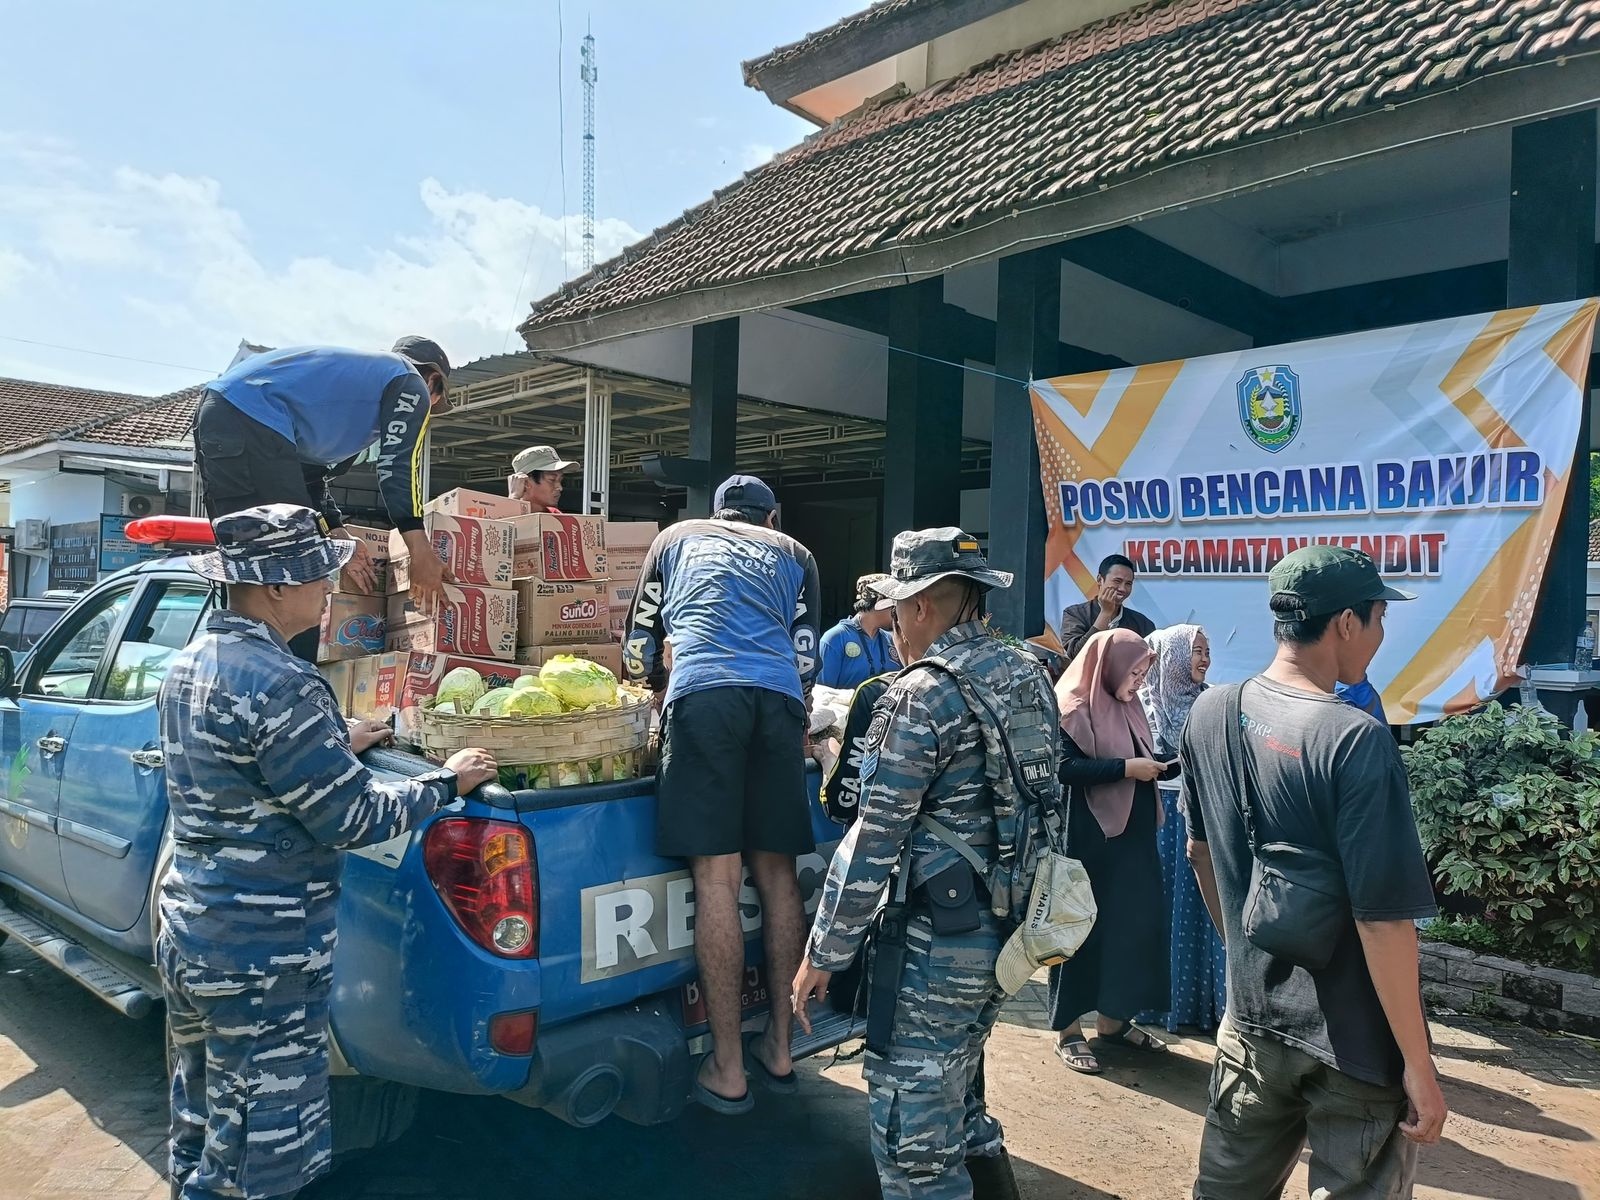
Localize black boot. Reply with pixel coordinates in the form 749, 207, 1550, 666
966, 1148, 1021, 1200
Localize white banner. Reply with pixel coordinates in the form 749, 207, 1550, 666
1031, 300, 1597, 723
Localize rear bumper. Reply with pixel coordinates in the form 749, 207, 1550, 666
507, 1000, 692, 1127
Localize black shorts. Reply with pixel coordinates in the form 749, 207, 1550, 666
656, 686, 815, 859
194, 391, 326, 664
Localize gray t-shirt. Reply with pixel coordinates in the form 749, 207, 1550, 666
1180, 676, 1436, 1086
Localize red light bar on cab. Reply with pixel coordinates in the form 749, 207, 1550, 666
124, 516, 216, 546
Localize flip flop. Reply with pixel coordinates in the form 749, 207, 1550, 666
690, 1058, 754, 1115
1055, 1038, 1102, 1074
1096, 1022, 1169, 1053
743, 1030, 799, 1095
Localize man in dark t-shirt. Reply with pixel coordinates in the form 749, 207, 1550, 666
1180, 545, 1447, 1198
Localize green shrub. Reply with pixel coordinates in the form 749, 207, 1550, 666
1403, 702, 1600, 970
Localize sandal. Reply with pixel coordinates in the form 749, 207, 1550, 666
1096, 1022, 1168, 1053
1055, 1037, 1102, 1074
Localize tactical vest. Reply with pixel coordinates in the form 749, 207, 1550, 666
908, 636, 1066, 927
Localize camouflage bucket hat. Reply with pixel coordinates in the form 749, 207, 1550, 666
190, 504, 355, 586
854, 572, 890, 612
872, 527, 1014, 602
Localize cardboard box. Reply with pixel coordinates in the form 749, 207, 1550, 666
514, 641, 623, 678
606, 547, 647, 579
605, 521, 658, 549
318, 660, 357, 712
388, 513, 515, 590
510, 513, 607, 581
386, 585, 518, 661
332, 524, 391, 595
318, 594, 385, 662
427, 487, 530, 521
388, 652, 538, 744
514, 579, 609, 645
348, 653, 395, 720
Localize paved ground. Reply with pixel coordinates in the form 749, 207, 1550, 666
2, 940, 1598, 1199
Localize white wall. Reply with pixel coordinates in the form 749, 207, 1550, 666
8, 470, 108, 597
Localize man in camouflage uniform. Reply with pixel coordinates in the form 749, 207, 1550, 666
157, 505, 496, 1200
794, 528, 1052, 1200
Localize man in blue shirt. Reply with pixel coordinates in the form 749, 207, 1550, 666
624, 474, 821, 1115
194, 337, 453, 657
818, 573, 900, 690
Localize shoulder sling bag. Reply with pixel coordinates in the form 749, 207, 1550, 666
1223, 681, 1350, 972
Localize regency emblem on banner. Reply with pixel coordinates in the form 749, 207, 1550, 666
1237, 364, 1302, 453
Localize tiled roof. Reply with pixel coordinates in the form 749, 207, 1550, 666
525, 0, 1600, 343
0, 377, 201, 456
743, 0, 968, 81
1590, 518, 1600, 563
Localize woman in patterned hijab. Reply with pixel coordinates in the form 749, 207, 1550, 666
1140, 624, 1210, 760
1135, 622, 1227, 1036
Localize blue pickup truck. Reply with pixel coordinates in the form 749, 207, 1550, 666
0, 548, 855, 1150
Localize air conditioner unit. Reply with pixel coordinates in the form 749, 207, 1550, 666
15, 519, 48, 551
121, 493, 157, 518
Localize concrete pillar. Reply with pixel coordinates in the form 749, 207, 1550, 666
988, 250, 1059, 637
686, 318, 739, 518
1508, 114, 1596, 700
884, 279, 962, 561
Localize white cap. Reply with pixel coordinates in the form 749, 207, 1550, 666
994, 852, 1097, 994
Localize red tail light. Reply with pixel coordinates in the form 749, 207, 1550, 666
423, 818, 538, 959
124, 516, 216, 546
489, 1010, 538, 1055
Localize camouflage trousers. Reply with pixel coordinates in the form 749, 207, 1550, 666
157, 936, 334, 1200
864, 908, 1008, 1200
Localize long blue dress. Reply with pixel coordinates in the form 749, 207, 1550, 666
1137, 781, 1227, 1033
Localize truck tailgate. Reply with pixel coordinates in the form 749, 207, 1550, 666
515, 770, 840, 1030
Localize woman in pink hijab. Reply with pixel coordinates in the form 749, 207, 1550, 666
1048, 627, 1173, 1074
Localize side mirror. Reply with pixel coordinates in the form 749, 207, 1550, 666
0, 647, 19, 700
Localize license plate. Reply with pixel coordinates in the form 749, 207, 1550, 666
681, 964, 770, 1028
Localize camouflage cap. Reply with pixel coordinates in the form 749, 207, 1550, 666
853, 572, 890, 612
189, 504, 355, 586
872, 527, 1013, 602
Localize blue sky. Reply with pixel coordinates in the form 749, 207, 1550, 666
0, 1, 859, 395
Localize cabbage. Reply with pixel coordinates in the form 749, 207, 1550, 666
433, 701, 458, 715
470, 687, 517, 717
511, 673, 542, 691
611, 754, 634, 781
436, 667, 487, 711
504, 684, 563, 717
539, 655, 620, 710
555, 762, 583, 787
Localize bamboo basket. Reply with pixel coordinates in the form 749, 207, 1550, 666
415, 692, 653, 788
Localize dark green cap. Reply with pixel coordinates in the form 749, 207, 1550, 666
1267, 545, 1414, 620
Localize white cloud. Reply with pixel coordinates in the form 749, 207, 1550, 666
0, 132, 643, 389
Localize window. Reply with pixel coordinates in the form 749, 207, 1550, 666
28, 588, 135, 699
21, 606, 64, 649
101, 584, 213, 703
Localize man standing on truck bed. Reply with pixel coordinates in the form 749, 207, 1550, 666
194, 337, 454, 659
158, 505, 496, 1200
794, 528, 1053, 1200
624, 475, 821, 1114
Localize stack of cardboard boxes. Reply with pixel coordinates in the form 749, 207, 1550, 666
604, 522, 656, 643
314, 489, 658, 747
510, 512, 620, 676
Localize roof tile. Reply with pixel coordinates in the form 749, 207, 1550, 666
0, 377, 201, 457
526, 0, 1600, 337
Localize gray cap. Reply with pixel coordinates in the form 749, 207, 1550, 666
512, 445, 578, 475
871, 527, 1013, 602
189, 504, 354, 586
